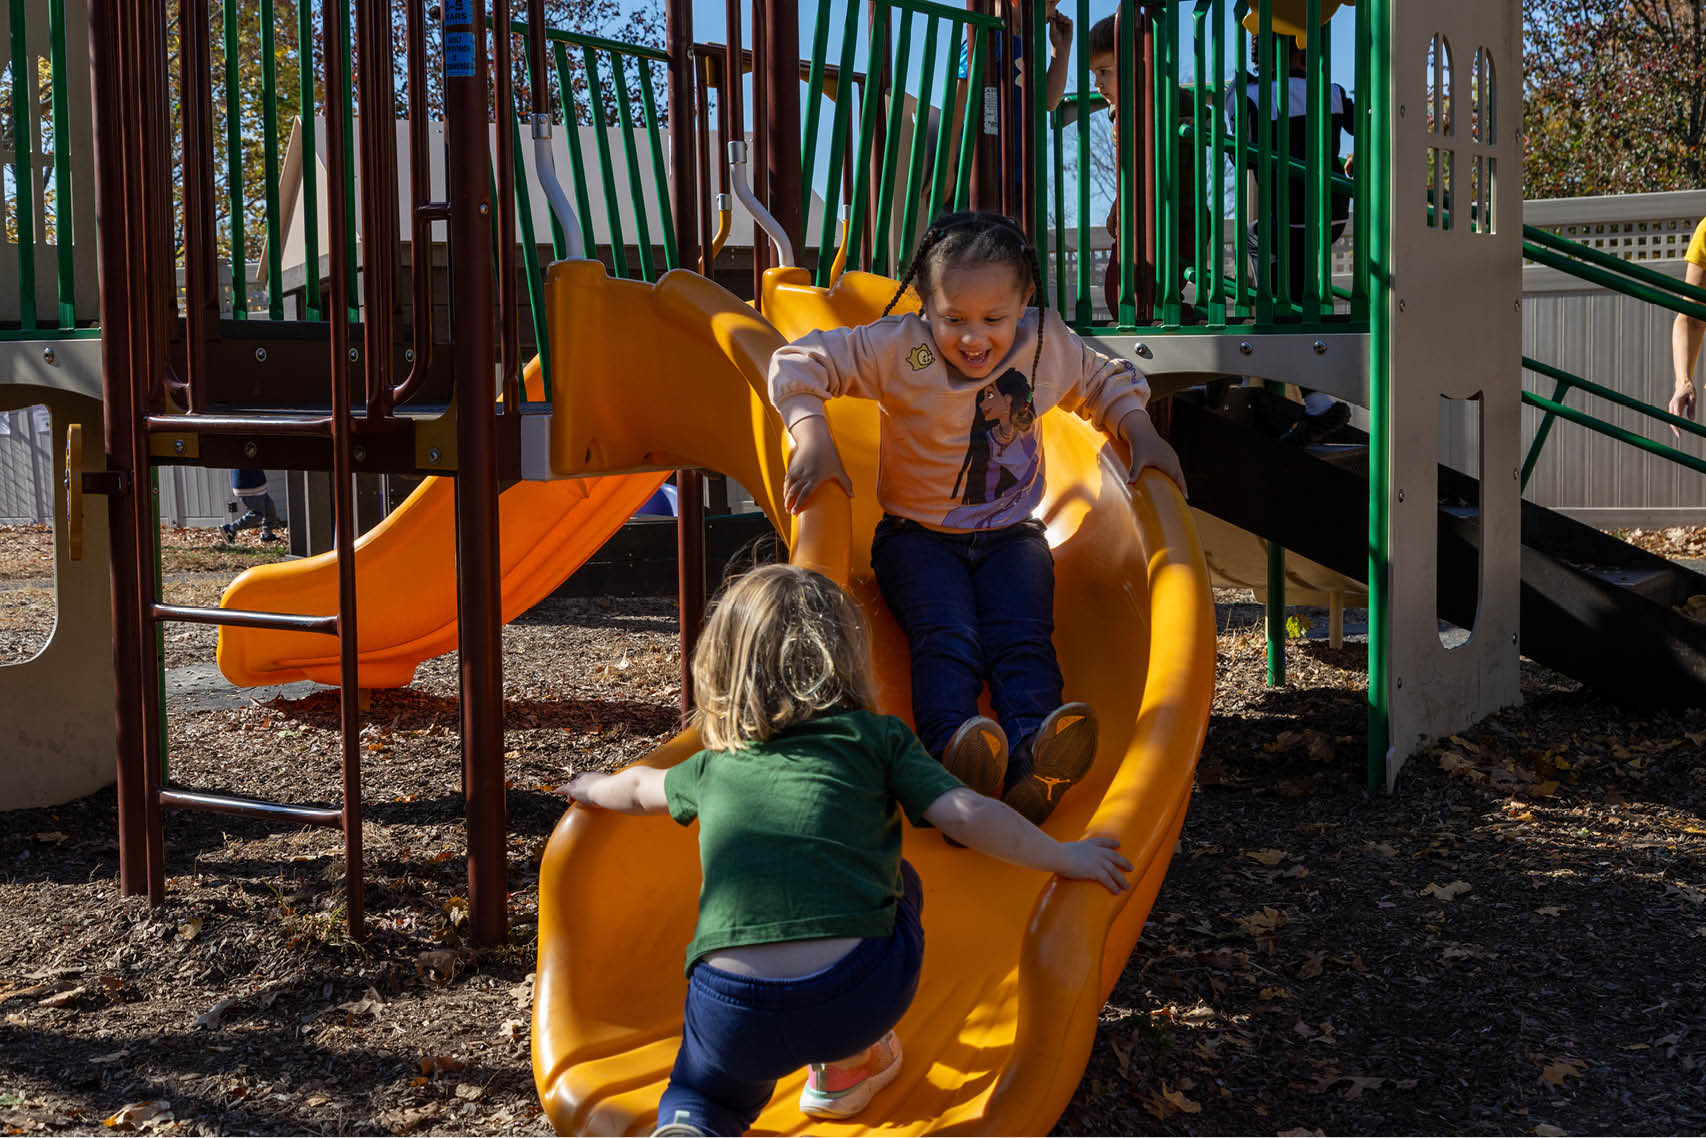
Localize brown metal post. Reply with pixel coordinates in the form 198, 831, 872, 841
669, 0, 707, 714
177, 0, 219, 412
761, 0, 802, 259
969, 0, 1002, 213
323, 0, 367, 939
90, 0, 148, 895
749, 0, 769, 292
445, 0, 509, 947
494, 0, 520, 414
356, 0, 401, 417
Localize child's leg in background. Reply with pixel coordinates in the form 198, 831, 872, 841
871, 517, 984, 759
657, 863, 925, 1134
968, 520, 1062, 787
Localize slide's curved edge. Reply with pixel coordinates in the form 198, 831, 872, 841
532, 263, 1215, 1134
216, 372, 670, 690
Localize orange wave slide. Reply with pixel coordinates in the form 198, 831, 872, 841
531, 260, 1215, 1135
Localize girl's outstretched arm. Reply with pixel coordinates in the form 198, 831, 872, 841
1116, 407, 1187, 497
923, 787, 1133, 894
561, 767, 671, 815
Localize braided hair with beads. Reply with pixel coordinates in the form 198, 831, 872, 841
882, 211, 1051, 401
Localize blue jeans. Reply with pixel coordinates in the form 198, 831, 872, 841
657, 863, 924, 1136
870, 515, 1062, 785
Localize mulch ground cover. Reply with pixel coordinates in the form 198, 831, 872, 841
1, 525, 1703, 1135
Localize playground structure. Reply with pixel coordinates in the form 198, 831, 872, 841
7, 0, 1706, 1131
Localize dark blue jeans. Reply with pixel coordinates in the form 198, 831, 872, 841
871, 515, 1061, 785
656, 863, 924, 1136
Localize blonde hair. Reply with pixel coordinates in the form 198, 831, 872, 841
690, 564, 876, 752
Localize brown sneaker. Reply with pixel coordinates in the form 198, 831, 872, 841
1003, 703, 1098, 826
940, 715, 1008, 799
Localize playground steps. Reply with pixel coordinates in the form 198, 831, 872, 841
1171, 389, 1706, 709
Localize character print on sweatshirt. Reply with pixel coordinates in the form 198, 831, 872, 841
942, 368, 1041, 530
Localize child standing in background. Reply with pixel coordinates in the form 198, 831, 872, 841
769, 211, 1184, 826
563, 564, 1133, 1137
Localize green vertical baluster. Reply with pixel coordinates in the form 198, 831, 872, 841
897, 16, 940, 259
1030, 1, 1050, 309
950, 19, 986, 209
1115, 0, 1136, 326
1192, 2, 1212, 326
298, 0, 320, 319
1275, 9, 1293, 316
799, 2, 832, 230
46, 0, 74, 327
925, 16, 962, 224
10, 0, 37, 330
223, 0, 246, 317
260, 0, 282, 319
1158, 6, 1181, 325
1312, 10, 1332, 317
811, 1, 862, 283
1209, 0, 1227, 325
510, 112, 550, 399
872, 7, 914, 277
638, 58, 677, 272
554, 42, 598, 258
1255, 1, 1274, 323
1052, 106, 1066, 311
611, 55, 655, 280
844, 5, 889, 273
1074, 0, 1090, 325
583, 46, 628, 277
1351, 0, 1369, 315
1304, 0, 1325, 319
1233, 2, 1249, 320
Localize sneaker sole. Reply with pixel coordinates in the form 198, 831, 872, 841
940, 716, 1008, 800
799, 1035, 903, 1120
1004, 703, 1098, 826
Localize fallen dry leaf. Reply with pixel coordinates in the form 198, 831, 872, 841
102, 1100, 172, 1130
418, 1055, 466, 1077
1237, 907, 1288, 936
1421, 881, 1473, 902
1242, 848, 1289, 867
1538, 1056, 1585, 1086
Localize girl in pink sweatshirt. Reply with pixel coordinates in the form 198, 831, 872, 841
768, 211, 1184, 825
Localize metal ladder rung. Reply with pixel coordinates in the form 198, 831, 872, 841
150, 602, 338, 635
145, 414, 335, 438
159, 786, 344, 829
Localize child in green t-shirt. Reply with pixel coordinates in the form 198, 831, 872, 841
563, 564, 1132, 1137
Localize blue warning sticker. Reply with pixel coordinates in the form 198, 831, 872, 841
445, 31, 475, 77
443, 0, 472, 24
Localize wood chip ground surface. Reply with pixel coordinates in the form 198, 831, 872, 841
1, 525, 1702, 1135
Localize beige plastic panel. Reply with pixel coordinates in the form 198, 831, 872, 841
1383, 1, 1522, 786
0, 387, 115, 809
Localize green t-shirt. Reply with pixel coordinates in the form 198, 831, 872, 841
663, 709, 963, 973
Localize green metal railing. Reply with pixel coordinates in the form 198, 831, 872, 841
797, 0, 1004, 285
1518, 224, 1706, 488
2, 0, 92, 338
1038, 0, 1368, 333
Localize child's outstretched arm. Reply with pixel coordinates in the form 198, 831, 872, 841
561, 767, 670, 815
922, 788, 1133, 894
1116, 407, 1187, 497
783, 412, 853, 514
